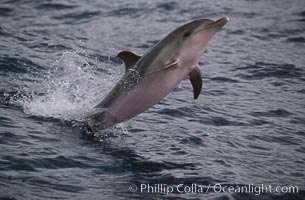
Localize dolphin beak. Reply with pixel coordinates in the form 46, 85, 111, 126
212, 16, 229, 29
196, 16, 229, 33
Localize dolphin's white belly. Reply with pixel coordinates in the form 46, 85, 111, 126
108, 66, 189, 123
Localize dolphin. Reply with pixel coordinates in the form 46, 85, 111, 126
85, 16, 229, 131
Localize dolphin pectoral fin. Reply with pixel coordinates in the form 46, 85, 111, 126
117, 51, 141, 72
189, 66, 202, 99
144, 59, 180, 76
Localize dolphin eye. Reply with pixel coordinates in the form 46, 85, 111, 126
183, 31, 191, 38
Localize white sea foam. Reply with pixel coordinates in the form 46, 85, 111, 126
18, 52, 121, 122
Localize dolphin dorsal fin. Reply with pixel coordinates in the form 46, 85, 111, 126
117, 51, 141, 73
189, 65, 202, 99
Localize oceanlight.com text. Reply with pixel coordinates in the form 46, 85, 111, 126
128, 183, 299, 196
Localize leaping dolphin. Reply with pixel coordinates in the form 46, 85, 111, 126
86, 16, 229, 131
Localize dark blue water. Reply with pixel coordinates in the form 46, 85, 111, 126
1, 0, 305, 199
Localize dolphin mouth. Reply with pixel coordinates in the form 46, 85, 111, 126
212, 16, 229, 28
195, 16, 229, 33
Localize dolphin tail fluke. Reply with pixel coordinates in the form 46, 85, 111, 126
85, 109, 116, 132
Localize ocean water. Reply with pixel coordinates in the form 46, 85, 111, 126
1, 0, 305, 199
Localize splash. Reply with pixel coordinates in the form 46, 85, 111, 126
17, 52, 121, 122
